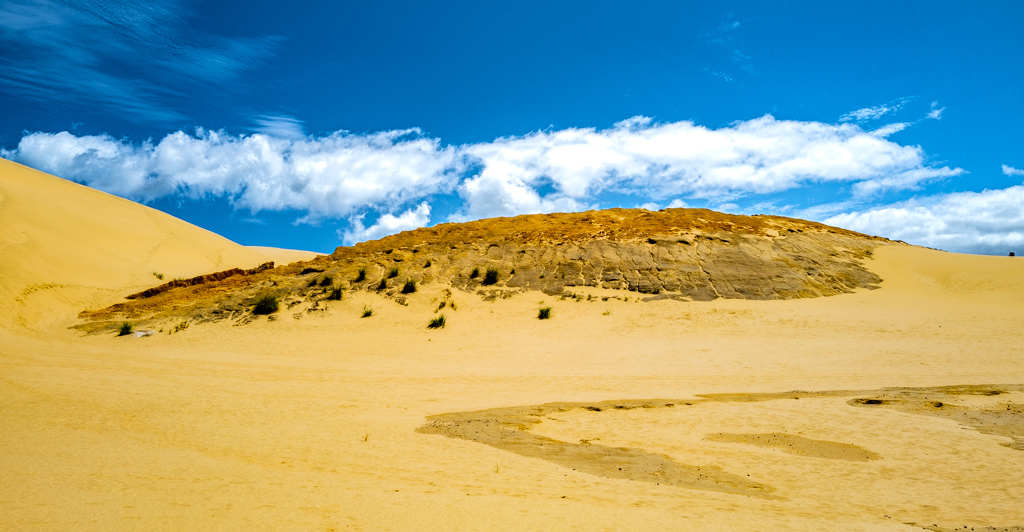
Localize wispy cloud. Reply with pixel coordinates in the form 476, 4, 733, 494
0, 0, 279, 123
1003, 164, 1024, 177
927, 101, 945, 120
700, 18, 756, 81
701, 67, 743, 87
252, 116, 306, 140
840, 98, 911, 122
870, 122, 911, 138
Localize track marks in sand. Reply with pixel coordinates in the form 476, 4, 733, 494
704, 432, 881, 461
417, 400, 777, 498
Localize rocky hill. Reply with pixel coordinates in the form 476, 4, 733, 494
76, 208, 892, 333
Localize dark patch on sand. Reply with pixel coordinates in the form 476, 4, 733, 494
417, 399, 777, 498
705, 432, 881, 461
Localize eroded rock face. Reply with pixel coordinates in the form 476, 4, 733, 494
77, 208, 891, 332
374, 230, 881, 300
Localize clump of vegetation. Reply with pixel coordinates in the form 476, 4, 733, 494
437, 300, 446, 310
470, 267, 480, 279
423, 260, 431, 268
388, 267, 399, 279
319, 275, 334, 287
151, 272, 164, 280
537, 307, 552, 320
172, 321, 189, 333
118, 322, 134, 336
307, 278, 318, 287
361, 305, 374, 318
482, 267, 499, 286
354, 268, 366, 282
327, 287, 344, 300
427, 314, 447, 329
602, 310, 611, 316
401, 280, 417, 294
377, 278, 388, 291
253, 294, 280, 315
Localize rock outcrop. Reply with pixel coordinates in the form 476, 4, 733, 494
76, 208, 892, 332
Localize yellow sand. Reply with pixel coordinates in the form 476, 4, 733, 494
0, 158, 314, 332
2, 164, 1024, 530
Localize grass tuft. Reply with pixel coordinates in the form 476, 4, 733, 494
401, 279, 417, 294
319, 275, 334, 287
253, 294, 280, 315
427, 314, 447, 329
469, 267, 479, 279
482, 267, 499, 286
118, 322, 134, 336
377, 278, 388, 291
361, 305, 374, 318
327, 287, 343, 300
537, 307, 552, 320
354, 268, 366, 282
423, 260, 431, 268
388, 267, 399, 279
151, 272, 164, 280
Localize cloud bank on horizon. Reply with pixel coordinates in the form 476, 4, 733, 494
4, 112, 1021, 254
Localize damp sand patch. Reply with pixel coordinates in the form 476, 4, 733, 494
418, 384, 1024, 506
417, 399, 777, 498
704, 432, 881, 461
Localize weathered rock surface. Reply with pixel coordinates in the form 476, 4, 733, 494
76, 208, 892, 332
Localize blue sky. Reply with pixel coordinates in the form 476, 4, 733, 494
1, 0, 1022, 254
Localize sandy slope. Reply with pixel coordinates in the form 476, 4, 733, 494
0, 159, 312, 332
1, 167, 1023, 530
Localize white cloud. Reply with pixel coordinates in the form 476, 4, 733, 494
927, 101, 945, 120
840, 100, 908, 122
1002, 164, 1024, 177
826, 186, 1024, 255
3, 128, 458, 220
341, 202, 431, 244
457, 114, 961, 218
252, 116, 305, 140
870, 122, 911, 138
850, 167, 963, 197
2, 114, 965, 233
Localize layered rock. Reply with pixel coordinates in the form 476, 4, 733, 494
77, 208, 892, 332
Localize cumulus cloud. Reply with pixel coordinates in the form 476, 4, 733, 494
826, 186, 1024, 255
1002, 164, 1024, 177
3, 128, 458, 220
458, 115, 961, 217
2, 114, 965, 241
341, 202, 431, 244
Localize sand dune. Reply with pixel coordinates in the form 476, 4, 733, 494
0, 159, 313, 332
1, 163, 1023, 530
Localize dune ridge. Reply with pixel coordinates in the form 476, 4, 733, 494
0, 159, 314, 332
